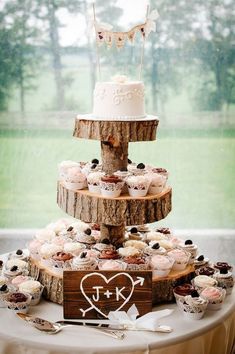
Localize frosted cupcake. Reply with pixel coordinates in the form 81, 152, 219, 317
76, 229, 96, 247
8, 249, 28, 262
167, 249, 190, 270
151, 167, 168, 179
213, 262, 233, 272
11, 275, 33, 289
127, 227, 142, 240
39, 243, 63, 260
200, 286, 226, 310
124, 240, 147, 252
4, 259, 28, 280
98, 249, 120, 260
19, 280, 43, 306
126, 175, 150, 197
118, 247, 149, 271
81, 159, 101, 177
195, 266, 216, 277
92, 239, 114, 253
63, 166, 86, 190
64, 242, 86, 256
177, 291, 208, 320
148, 173, 167, 195
150, 254, 175, 277
27, 239, 43, 259
179, 239, 198, 264
100, 175, 124, 198
87, 171, 104, 194
98, 260, 127, 271
173, 283, 195, 303
213, 268, 234, 295
192, 275, 217, 292
194, 255, 210, 269
72, 252, 97, 271
58, 160, 80, 180
4, 292, 31, 314
146, 231, 167, 243
145, 242, 167, 256
51, 252, 73, 271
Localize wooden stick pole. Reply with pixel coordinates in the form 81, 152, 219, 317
139, 5, 149, 80
92, 3, 101, 79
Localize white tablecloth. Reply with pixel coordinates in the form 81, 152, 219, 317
0, 253, 235, 354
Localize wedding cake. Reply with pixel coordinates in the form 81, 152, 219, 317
92, 76, 146, 121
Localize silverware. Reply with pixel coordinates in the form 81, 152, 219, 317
16, 313, 125, 339
57, 320, 172, 333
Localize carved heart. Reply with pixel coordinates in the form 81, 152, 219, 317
80, 272, 135, 318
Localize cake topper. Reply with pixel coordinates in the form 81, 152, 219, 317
92, 3, 159, 79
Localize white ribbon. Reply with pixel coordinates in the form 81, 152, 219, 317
108, 304, 173, 331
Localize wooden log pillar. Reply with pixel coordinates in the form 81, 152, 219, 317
101, 141, 128, 175
100, 223, 126, 247
100, 138, 129, 245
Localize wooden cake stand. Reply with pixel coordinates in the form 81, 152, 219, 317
29, 116, 195, 305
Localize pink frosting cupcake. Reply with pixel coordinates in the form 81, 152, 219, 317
151, 254, 175, 277
63, 167, 86, 190
200, 286, 226, 310
98, 260, 127, 271
167, 249, 190, 270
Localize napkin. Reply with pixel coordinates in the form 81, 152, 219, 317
108, 304, 173, 331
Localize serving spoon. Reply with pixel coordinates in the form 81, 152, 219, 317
17, 313, 125, 339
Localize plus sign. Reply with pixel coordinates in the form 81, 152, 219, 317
104, 290, 113, 299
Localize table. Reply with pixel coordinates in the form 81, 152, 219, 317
0, 254, 235, 354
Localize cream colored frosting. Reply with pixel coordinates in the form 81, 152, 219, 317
6, 259, 28, 271
19, 280, 42, 294
193, 275, 217, 288
64, 242, 85, 255
167, 249, 190, 263
65, 167, 86, 183
39, 244, 62, 259
93, 79, 146, 120
87, 171, 104, 185
118, 246, 140, 257
151, 255, 174, 270
124, 240, 147, 251
35, 229, 55, 242
147, 231, 167, 242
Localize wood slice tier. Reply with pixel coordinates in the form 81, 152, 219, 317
73, 117, 159, 143
57, 182, 172, 226
29, 258, 195, 306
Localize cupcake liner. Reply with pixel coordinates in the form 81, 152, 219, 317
4, 292, 31, 314
128, 188, 148, 197
64, 181, 85, 190
27, 285, 44, 306
100, 181, 124, 198
88, 184, 101, 194
213, 273, 234, 295
98, 260, 127, 271
72, 259, 97, 271
152, 268, 171, 277
177, 297, 208, 319
200, 287, 226, 310
148, 185, 165, 195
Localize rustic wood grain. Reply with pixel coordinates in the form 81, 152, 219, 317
57, 182, 172, 226
101, 141, 129, 174
73, 117, 159, 143
63, 270, 152, 319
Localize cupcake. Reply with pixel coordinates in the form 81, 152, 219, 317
118, 247, 149, 271
92, 239, 114, 253
150, 254, 175, 277
51, 251, 73, 270
4, 259, 28, 280
63, 166, 86, 190
98, 260, 127, 271
179, 239, 198, 264
58, 160, 80, 180
213, 262, 233, 272
151, 167, 168, 179
148, 172, 167, 195
195, 266, 216, 277
124, 240, 147, 252
129, 163, 147, 176
146, 231, 167, 243
4, 292, 31, 314
100, 175, 124, 198
87, 171, 104, 194
98, 249, 120, 260
81, 159, 101, 177
71, 221, 91, 234
200, 286, 226, 310
126, 175, 150, 197
192, 275, 217, 292
177, 291, 208, 320
127, 227, 142, 240
213, 268, 234, 295
27, 239, 43, 259
72, 252, 97, 271
76, 229, 96, 247
167, 249, 190, 270
64, 242, 86, 256
145, 242, 166, 256
194, 255, 210, 269
11, 275, 33, 289
19, 280, 43, 306
173, 283, 195, 303
157, 239, 174, 250
8, 249, 28, 262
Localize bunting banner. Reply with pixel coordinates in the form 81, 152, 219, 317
95, 9, 159, 49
